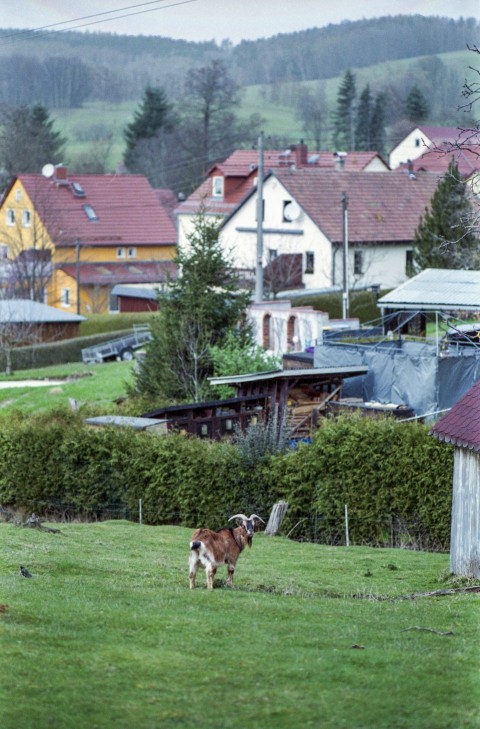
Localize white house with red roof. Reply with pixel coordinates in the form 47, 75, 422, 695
389, 125, 466, 169
176, 143, 389, 250
0, 165, 177, 315
218, 166, 440, 293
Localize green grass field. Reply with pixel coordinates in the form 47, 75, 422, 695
0, 521, 478, 729
0, 360, 136, 417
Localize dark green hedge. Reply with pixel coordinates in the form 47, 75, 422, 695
264, 415, 453, 548
0, 330, 137, 372
0, 412, 453, 548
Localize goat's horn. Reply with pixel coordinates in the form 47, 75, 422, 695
228, 513, 248, 522
249, 514, 265, 523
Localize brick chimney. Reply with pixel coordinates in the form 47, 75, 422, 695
54, 164, 68, 182
291, 141, 308, 167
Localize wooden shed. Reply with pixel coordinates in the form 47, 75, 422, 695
430, 381, 480, 577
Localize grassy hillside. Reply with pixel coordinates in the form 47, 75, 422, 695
1, 520, 478, 729
56, 49, 476, 171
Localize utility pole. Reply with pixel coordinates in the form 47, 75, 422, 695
75, 239, 81, 315
342, 192, 349, 320
255, 130, 264, 303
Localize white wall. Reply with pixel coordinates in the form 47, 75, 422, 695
389, 127, 431, 169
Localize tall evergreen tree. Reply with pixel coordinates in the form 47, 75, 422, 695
0, 104, 66, 183
332, 69, 357, 150
370, 92, 387, 155
134, 210, 251, 402
405, 84, 429, 123
355, 84, 373, 151
412, 159, 478, 271
123, 86, 174, 173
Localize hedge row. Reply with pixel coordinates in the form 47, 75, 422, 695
0, 330, 137, 371
0, 412, 454, 548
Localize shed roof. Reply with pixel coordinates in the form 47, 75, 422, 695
377, 268, 480, 312
0, 299, 85, 323
209, 366, 368, 387
59, 261, 176, 286
430, 379, 480, 451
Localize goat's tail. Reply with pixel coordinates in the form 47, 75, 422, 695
190, 540, 202, 551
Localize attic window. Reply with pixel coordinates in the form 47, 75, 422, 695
72, 182, 86, 197
212, 176, 224, 197
83, 204, 98, 222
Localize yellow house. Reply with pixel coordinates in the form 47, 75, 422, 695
0, 166, 177, 314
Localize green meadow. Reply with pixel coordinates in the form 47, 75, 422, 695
1, 521, 479, 729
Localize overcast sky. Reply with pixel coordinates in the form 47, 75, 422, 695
1, 0, 480, 44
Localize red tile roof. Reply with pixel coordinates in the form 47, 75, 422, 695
15, 171, 177, 247
269, 167, 441, 243
59, 261, 176, 286
399, 147, 480, 177
176, 149, 388, 217
430, 379, 480, 451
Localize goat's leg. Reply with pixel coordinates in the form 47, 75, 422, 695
206, 566, 216, 590
226, 564, 235, 587
189, 552, 199, 589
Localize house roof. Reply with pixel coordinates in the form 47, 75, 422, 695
430, 379, 480, 451
176, 148, 389, 217
111, 284, 160, 300
11, 171, 177, 247
230, 167, 440, 244
416, 126, 464, 145
399, 147, 480, 177
0, 299, 85, 323
59, 260, 177, 286
378, 268, 480, 312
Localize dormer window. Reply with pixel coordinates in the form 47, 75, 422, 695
116, 247, 126, 259
83, 204, 98, 222
212, 176, 224, 197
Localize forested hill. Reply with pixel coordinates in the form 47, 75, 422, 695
232, 15, 479, 84
0, 14, 477, 106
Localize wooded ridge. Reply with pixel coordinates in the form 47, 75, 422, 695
0, 15, 477, 106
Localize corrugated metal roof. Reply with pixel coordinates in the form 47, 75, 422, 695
378, 268, 480, 311
0, 299, 85, 322
209, 366, 368, 386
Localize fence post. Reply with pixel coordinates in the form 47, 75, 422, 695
139, 499, 143, 526
344, 503, 350, 546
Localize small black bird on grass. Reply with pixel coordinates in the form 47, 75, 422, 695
20, 566, 32, 578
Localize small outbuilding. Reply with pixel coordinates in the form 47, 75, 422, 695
430, 381, 480, 577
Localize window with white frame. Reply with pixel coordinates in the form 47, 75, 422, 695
116, 247, 126, 259
21, 210, 31, 227
212, 176, 224, 197
6, 209, 15, 226
60, 288, 71, 306
15, 188, 22, 202
127, 247, 137, 258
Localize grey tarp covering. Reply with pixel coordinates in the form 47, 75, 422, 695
314, 340, 480, 417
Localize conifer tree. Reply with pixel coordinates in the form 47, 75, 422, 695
123, 86, 174, 173
134, 210, 251, 402
0, 104, 66, 183
355, 84, 373, 151
332, 69, 357, 150
412, 159, 478, 271
405, 85, 429, 123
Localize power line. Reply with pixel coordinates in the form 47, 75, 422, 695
0, 0, 199, 44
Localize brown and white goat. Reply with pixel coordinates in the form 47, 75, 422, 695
189, 513, 264, 589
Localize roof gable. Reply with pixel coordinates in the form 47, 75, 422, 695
245, 168, 440, 244
430, 379, 480, 451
